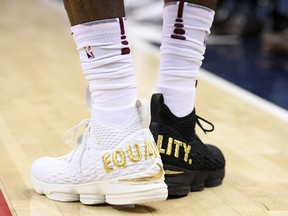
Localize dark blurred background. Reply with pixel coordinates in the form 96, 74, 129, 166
55, 0, 288, 109
204, 0, 288, 110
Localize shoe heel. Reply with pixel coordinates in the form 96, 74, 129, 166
106, 185, 168, 205
80, 194, 105, 205
46, 192, 79, 202
164, 174, 192, 196
166, 182, 191, 197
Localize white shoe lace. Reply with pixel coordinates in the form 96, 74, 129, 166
62, 87, 92, 146
61, 87, 148, 169
63, 119, 91, 145
62, 119, 91, 167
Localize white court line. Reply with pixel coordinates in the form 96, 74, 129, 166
199, 69, 288, 122
129, 21, 241, 45
129, 21, 288, 122
130, 33, 288, 122
42, 1, 288, 122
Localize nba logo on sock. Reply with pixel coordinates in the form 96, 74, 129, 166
84, 46, 95, 59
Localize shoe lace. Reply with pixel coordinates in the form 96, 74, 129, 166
63, 119, 91, 145
63, 119, 91, 166
196, 115, 214, 134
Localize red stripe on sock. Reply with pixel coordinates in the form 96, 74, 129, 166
0, 190, 12, 216
118, 17, 131, 55
177, 1, 184, 18
118, 17, 125, 35
171, 2, 186, 40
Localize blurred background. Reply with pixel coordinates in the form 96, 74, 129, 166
1, 1, 287, 215
124, 0, 288, 110
41, 0, 288, 110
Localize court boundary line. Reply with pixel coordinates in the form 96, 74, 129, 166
130, 34, 288, 122
41, 1, 288, 122
0, 190, 13, 216
199, 68, 288, 122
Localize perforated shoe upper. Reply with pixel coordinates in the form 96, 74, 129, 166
32, 99, 163, 185
149, 93, 225, 171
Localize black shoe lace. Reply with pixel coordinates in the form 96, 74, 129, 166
196, 115, 214, 134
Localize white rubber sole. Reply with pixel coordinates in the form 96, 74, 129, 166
32, 177, 168, 205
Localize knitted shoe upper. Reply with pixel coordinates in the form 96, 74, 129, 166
32, 99, 162, 185
149, 93, 225, 171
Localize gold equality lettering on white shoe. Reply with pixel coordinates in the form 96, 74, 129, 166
31, 99, 168, 205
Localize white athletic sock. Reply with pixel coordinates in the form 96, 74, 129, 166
72, 18, 137, 125
156, 2, 215, 117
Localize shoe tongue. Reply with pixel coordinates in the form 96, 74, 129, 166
150, 93, 164, 122
136, 99, 151, 129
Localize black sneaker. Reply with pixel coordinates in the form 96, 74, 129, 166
149, 93, 225, 197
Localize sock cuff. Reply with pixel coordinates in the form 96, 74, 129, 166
71, 17, 129, 46
162, 1, 215, 48
163, 2, 215, 29
164, 1, 215, 15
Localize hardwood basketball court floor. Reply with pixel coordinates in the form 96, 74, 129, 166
0, 0, 287, 215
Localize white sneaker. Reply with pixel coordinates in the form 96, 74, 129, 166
31, 99, 168, 205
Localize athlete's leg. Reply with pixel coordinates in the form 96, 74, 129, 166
157, 0, 216, 117
64, 0, 126, 25
31, 0, 168, 205
150, 0, 225, 196
165, 0, 217, 10
64, 0, 137, 124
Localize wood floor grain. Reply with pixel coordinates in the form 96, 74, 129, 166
0, 0, 287, 215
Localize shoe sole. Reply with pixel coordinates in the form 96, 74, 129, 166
31, 177, 167, 205
164, 164, 225, 197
